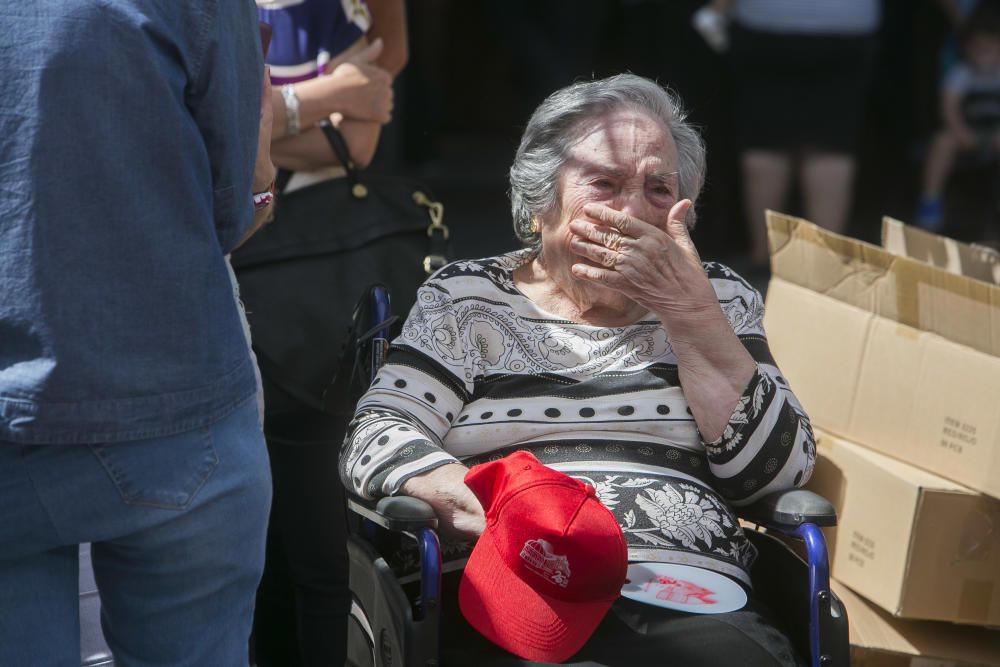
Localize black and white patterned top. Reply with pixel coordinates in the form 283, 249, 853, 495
340, 249, 816, 587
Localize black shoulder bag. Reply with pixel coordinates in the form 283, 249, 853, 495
231, 120, 450, 418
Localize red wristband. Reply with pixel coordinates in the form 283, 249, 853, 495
253, 179, 275, 211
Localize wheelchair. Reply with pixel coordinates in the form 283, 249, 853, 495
343, 286, 850, 667
78, 286, 849, 667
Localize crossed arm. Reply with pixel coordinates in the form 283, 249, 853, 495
269, 0, 408, 171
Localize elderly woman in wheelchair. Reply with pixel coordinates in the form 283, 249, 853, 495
340, 73, 821, 666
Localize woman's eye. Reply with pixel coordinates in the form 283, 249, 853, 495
591, 179, 614, 190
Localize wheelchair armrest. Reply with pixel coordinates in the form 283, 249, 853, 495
348, 495, 439, 533
738, 489, 837, 529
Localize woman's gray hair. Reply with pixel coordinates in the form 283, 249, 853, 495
509, 73, 706, 249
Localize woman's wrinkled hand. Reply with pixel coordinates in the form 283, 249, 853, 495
400, 463, 485, 542
567, 199, 721, 333
252, 65, 276, 193
327, 38, 394, 123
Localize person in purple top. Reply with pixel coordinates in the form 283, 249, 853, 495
259, 0, 405, 173
248, 2, 407, 665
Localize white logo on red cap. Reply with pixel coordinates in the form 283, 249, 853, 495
520, 539, 571, 587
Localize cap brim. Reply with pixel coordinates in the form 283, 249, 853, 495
458, 529, 615, 663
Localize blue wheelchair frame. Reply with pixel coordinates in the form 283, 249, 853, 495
346, 286, 849, 667
368, 286, 444, 622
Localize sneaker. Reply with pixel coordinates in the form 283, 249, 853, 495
915, 196, 944, 232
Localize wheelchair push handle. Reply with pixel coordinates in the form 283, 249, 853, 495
739, 488, 837, 529
348, 496, 439, 533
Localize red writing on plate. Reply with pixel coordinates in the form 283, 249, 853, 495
642, 576, 717, 605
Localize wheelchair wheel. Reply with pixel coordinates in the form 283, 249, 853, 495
346, 597, 377, 667
346, 537, 412, 667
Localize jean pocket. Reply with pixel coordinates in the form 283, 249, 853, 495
89, 428, 219, 510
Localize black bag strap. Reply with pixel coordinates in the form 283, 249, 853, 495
272, 120, 362, 197
318, 119, 366, 195
318, 119, 354, 168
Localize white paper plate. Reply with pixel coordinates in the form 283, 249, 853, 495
621, 562, 748, 614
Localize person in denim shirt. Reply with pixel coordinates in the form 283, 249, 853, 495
0, 1, 276, 664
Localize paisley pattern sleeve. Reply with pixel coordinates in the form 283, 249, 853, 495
339, 281, 471, 499
701, 263, 817, 506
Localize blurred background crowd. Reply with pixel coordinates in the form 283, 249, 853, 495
369, 0, 1000, 285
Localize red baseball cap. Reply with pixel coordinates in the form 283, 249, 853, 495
458, 451, 628, 662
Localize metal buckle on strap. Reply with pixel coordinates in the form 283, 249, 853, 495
423, 254, 448, 274
413, 191, 449, 241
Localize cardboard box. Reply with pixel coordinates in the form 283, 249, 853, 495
832, 579, 1000, 666
806, 430, 1000, 625
763, 212, 1000, 499
882, 217, 1000, 286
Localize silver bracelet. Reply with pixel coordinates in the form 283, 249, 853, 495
281, 84, 301, 137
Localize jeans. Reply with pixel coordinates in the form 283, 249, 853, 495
0, 397, 271, 666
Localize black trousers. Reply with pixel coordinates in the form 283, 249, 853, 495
251, 386, 351, 667
435, 571, 804, 667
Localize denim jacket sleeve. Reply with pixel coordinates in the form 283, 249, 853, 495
186, 0, 264, 253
